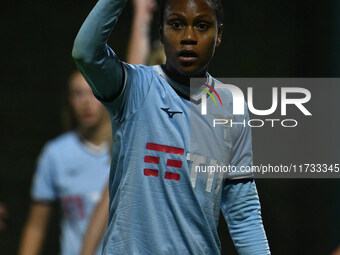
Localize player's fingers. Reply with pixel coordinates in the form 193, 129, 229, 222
133, 0, 151, 9
135, 0, 156, 13
148, 0, 157, 11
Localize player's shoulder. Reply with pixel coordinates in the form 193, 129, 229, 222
43, 131, 78, 155
120, 63, 159, 90
122, 63, 155, 77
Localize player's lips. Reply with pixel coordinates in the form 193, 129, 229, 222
178, 50, 198, 63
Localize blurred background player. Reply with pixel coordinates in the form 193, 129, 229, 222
18, 71, 111, 255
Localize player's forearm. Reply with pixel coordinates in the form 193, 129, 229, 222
72, 0, 127, 100
19, 218, 49, 255
80, 223, 107, 255
222, 180, 270, 255
80, 187, 109, 255
19, 226, 45, 255
73, 0, 126, 60
19, 204, 51, 255
126, 12, 151, 65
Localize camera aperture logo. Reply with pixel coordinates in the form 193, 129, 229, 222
201, 84, 312, 128
200, 83, 223, 108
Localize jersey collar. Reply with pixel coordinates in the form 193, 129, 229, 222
153, 65, 215, 104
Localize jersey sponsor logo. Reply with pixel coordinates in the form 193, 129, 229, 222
61, 195, 85, 220
143, 143, 184, 181
161, 108, 183, 119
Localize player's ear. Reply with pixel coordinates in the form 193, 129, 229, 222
216, 24, 223, 47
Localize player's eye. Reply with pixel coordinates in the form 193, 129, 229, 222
196, 23, 209, 31
169, 21, 184, 30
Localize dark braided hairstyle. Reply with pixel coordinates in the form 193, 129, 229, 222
159, 0, 224, 29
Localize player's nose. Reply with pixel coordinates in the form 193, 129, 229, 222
180, 26, 198, 45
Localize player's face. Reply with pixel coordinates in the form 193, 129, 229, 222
68, 73, 108, 129
161, 0, 223, 77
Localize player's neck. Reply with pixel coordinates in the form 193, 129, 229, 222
77, 120, 111, 146
164, 64, 207, 87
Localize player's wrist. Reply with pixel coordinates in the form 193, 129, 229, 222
133, 10, 153, 23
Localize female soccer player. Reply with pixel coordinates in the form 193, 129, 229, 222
73, 0, 271, 254
19, 72, 111, 255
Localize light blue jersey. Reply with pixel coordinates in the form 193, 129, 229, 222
31, 131, 110, 255
72, 0, 270, 253
98, 64, 268, 254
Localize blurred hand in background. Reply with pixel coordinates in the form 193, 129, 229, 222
331, 246, 340, 255
132, 0, 157, 22
0, 202, 8, 231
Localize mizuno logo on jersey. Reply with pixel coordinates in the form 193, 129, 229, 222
161, 108, 183, 119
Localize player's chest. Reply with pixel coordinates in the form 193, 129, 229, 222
54, 158, 109, 195
127, 87, 233, 167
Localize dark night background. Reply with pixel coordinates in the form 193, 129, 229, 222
1, 0, 339, 254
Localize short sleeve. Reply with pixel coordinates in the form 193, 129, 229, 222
31, 144, 57, 202
98, 63, 153, 123
228, 101, 254, 179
